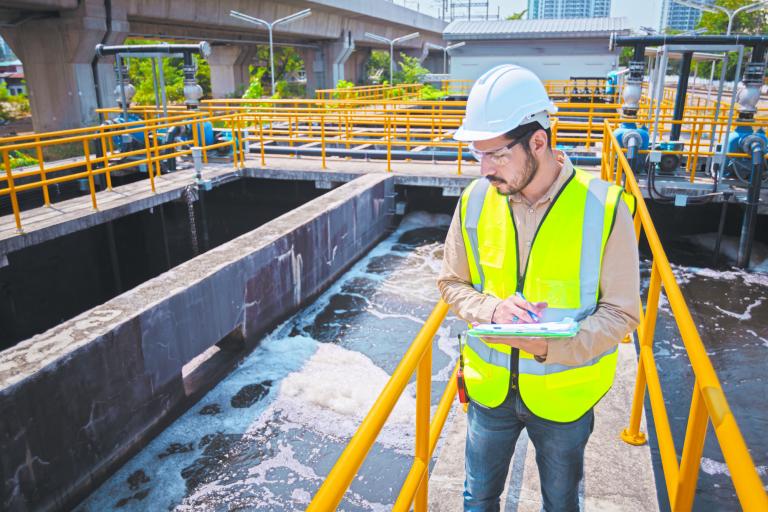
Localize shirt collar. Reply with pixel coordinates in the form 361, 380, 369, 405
508, 150, 573, 206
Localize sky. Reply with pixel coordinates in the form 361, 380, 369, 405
395, 0, 665, 32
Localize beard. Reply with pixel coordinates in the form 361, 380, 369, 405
487, 152, 539, 196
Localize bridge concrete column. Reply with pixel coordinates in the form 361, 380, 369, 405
208, 45, 253, 98
298, 47, 323, 97
0, 0, 129, 132
345, 47, 371, 85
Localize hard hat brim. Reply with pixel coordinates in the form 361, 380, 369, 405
453, 126, 509, 142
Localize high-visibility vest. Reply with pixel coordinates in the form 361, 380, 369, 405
459, 168, 633, 422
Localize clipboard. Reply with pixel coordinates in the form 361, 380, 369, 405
468, 318, 579, 338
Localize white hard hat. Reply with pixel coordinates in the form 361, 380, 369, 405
454, 64, 557, 142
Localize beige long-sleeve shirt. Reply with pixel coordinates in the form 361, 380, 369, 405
437, 152, 641, 366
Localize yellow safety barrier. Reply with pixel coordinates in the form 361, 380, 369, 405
306, 117, 768, 511
307, 300, 453, 511
0, 110, 241, 231
602, 120, 768, 511
314, 83, 424, 101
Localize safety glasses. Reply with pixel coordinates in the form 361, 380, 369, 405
468, 125, 539, 166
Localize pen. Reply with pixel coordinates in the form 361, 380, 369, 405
516, 291, 539, 322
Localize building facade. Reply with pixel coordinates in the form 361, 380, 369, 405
443, 17, 629, 82
527, 0, 610, 19
661, 0, 712, 32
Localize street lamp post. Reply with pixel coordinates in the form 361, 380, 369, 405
426, 41, 466, 74
230, 8, 312, 96
364, 31, 421, 83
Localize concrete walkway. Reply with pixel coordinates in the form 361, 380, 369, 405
428, 341, 659, 511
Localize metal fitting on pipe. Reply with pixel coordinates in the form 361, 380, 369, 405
736, 61, 766, 119
622, 61, 644, 116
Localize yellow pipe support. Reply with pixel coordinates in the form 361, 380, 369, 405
307, 300, 449, 511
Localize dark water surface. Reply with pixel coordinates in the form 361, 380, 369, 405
639, 238, 768, 511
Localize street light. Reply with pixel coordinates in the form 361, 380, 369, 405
230, 8, 312, 96
425, 41, 466, 74
364, 31, 421, 83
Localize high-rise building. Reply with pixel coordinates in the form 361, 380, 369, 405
527, 0, 610, 19
661, 0, 712, 32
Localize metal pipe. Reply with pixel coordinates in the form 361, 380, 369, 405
651, 47, 669, 148
715, 45, 744, 179
115, 54, 129, 120
96, 42, 211, 57
615, 35, 768, 46
737, 139, 765, 268
670, 51, 693, 141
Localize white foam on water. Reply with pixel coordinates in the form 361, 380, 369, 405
280, 342, 416, 424
397, 211, 452, 231
714, 298, 764, 321
700, 458, 768, 478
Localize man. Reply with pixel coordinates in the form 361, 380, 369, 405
437, 64, 641, 511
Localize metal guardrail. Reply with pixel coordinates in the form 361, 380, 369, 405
602, 120, 768, 511
2, 79, 764, 232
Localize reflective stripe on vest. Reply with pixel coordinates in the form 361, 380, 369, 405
459, 168, 624, 421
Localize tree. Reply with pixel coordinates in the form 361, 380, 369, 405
124, 39, 211, 105
393, 53, 429, 84
506, 9, 527, 20
366, 51, 390, 84
698, 0, 767, 34
696, 0, 768, 81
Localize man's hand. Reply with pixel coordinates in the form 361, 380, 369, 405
491, 294, 547, 324
480, 336, 548, 358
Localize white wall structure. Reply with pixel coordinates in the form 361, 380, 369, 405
444, 17, 630, 82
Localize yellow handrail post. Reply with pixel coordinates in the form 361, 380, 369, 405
81, 139, 99, 210
674, 381, 709, 511
34, 137, 50, 206
307, 301, 449, 511
141, 128, 156, 193
413, 343, 432, 512
457, 142, 462, 176
386, 112, 392, 173
321, 114, 327, 170
259, 115, 266, 168
98, 127, 113, 190
2, 149, 23, 232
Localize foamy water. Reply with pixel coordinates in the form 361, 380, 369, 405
77, 212, 463, 511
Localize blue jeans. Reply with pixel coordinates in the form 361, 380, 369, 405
463, 388, 594, 512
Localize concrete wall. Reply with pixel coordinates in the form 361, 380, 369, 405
449, 38, 619, 82
0, 174, 395, 512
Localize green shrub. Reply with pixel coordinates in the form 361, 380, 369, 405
9, 150, 38, 169
419, 84, 446, 101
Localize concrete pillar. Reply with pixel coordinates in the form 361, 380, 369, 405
208, 45, 253, 98
298, 47, 323, 97
0, 0, 129, 132
345, 47, 371, 85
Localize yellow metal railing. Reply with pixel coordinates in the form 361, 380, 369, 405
602, 120, 768, 511
3, 83, 765, 232
0, 110, 241, 231
307, 300, 453, 511
314, 83, 424, 101
305, 120, 768, 511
